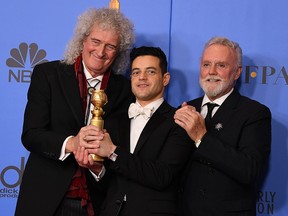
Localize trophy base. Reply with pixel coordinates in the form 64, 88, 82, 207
90, 154, 104, 162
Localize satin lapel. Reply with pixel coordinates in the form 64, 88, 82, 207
119, 113, 131, 152
133, 101, 171, 154
103, 74, 117, 118
57, 63, 84, 127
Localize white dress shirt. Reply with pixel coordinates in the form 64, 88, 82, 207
200, 88, 234, 118
130, 98, 164, 153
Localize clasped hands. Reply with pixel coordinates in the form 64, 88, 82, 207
174, 102, 207, 142
67, 125, 116, 174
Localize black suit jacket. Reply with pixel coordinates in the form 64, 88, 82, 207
179, 89, 271, 216
99, 100, 194, 216
15, 60, 134, 216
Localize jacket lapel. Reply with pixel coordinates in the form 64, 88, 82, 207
119, 113, 131, 152
210, 89, 241, 132
189, 91, 240, 133
57, 63, 84, 127
133, 101, 171, 154
194, 98, 203, 113
103, 74, 124, 118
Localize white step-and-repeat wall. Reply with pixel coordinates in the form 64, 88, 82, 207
0, 0, 287, 215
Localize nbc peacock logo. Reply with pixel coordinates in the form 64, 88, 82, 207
6, 42, 49, 83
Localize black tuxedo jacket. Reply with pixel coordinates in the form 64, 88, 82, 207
179, 89, 271, 216
15, 60, 134, 216
99, 100, 194, 216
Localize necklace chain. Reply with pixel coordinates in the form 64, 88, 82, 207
87, 79, 100, 95
85, 79, 101, 124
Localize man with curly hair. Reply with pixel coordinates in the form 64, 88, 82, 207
15, 8, 135, 216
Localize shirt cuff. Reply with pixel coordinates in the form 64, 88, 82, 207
59, 136, 73, 161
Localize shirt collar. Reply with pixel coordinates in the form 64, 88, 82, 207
135, 97, 164, 114
202, 88, 234, 108
82, 61, 104, 82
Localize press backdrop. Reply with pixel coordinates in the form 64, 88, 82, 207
0, 0, 287, 215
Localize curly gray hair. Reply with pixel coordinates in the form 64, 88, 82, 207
63, 8, 135, 74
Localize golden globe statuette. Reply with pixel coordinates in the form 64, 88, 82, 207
109, 0, 120, 11
90, 89, 108, 162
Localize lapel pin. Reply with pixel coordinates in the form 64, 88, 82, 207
215, 123, 223, 131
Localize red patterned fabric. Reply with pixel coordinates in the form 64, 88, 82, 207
66, 55, 94, 216
67, 55, 112, 216
74, 55, 88, 114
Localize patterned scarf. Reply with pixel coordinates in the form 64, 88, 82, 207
67, 55, 112, 215
74, 55, 111, 113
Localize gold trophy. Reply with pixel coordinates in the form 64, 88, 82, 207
90, 89, 108, 161
109, 0, 120, 11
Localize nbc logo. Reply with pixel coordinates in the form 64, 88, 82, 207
7, 42, 48, 83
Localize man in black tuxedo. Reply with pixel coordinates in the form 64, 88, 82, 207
15, 8, 135, 216
75, 46, 194, 216
174, 36, 271, 216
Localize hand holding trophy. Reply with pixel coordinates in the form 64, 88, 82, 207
90, 89, 108, 161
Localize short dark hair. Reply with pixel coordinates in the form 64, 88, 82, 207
130, 46, 168, 74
